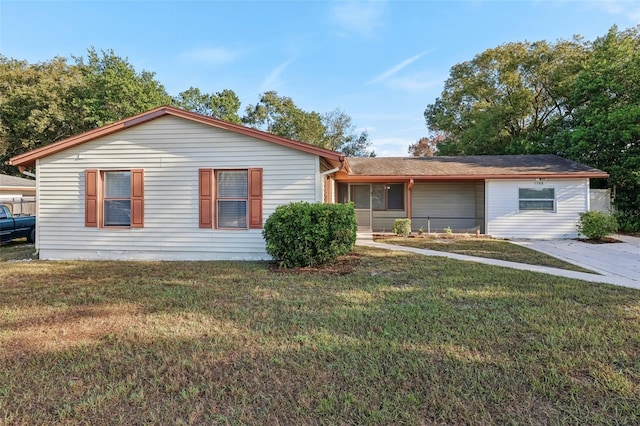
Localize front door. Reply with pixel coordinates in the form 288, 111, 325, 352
350, 184, 372, 232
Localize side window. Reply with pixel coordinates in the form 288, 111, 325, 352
85, 169, 144, 228
217, 170, 248, 229
0, 206, 7, 219
519, 188, 555, 211
199, 168, 263, 230
103, 171, 131, 226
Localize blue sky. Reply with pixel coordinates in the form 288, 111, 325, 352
1, 0, 639, 156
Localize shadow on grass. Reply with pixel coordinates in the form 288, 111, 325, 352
1, 248, 639, 424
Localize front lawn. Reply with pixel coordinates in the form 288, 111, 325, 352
1, 247, 638, 424
375, 235, 594, 273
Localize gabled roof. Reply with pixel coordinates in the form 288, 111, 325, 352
0, 173, 36, 189
9, 105, 346, 168
339, 155, 608, 181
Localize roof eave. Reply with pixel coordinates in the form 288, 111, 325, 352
0, 186, 36, 192
335, 172, 609, 182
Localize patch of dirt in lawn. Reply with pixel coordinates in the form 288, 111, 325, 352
269, 253, 362, 275
1, 304, 143, 360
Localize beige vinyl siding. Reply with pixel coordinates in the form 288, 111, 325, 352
486, 178, 588, 239
410, 182, 484, 233
36, 115, 320, 260
372, 210, 405, 232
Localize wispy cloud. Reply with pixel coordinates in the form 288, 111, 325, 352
329, 0, 387, 38
260, 58, 294, 91
366, 50, 431, 85
388, 73, 445, 92
182, 47, 240, 65
595, 0, 640, 23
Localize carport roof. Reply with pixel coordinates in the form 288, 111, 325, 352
0, 173, 36, 188
343, 155, 608, 180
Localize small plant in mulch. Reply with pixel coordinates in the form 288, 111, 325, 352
392, 219, 411, 237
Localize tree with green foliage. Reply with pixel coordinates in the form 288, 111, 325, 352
0, 56, 84, 174
173, 87, 241, 124
424, 38, 588, 155
554, 26, 640, 231
1, 48, 171, 175
73, 48, 171, 127
243, 91, 327, 146
244, 92, 374, 156
340, 130, 375, 157
1, 49, 373, 179
321, 109, 375, 157
423, 26, 640, 230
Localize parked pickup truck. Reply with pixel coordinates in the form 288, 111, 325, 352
0, 204, 36, 244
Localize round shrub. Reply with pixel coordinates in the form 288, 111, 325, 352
263, 202, 357, 268
577, 211, 619, 240
392, 218, 411, 236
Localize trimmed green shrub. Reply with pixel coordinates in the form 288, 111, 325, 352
392, 218, 411, 236
263, 202, 357, 268
577, 211, 619, 240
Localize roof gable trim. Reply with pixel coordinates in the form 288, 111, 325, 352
9, 106, 344, 167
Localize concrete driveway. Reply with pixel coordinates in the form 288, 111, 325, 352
512, 235, 640, 286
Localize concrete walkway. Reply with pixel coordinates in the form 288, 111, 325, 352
356, 234, 640, 290
511, 235, 640, 285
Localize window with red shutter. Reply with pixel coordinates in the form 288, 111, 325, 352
85, 169, 144, 228
199, 168, 263, 230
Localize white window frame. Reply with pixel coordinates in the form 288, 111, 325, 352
103, 170, 131, 227
216, 170, 248, 229
518, 187, 556, 212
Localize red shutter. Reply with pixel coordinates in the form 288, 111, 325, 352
199, 169, 213, 228
249, 168, 263, 229
130, 169, 144, 228
85, 169, 98, 227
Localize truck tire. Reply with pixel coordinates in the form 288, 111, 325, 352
27, 228, 35, 244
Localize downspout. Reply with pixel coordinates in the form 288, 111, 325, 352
407, 179, 414, 221
18, 166, 36, 179
321, 167, 340, 176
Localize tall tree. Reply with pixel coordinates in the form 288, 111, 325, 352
243, 91, 326, 146
173, 87, 211, 116
0, 56, 83, 174
0, 48, 171, 174
554, 26, 640, 231
173, 87, 241, 124
321, 109, 375, 157
424, 38, 588, 155
340, 130, 375, 157
73, 48, 171, 127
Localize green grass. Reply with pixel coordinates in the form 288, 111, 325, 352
0, 239, 37, 262
1, 246, 639, 424
376, 235, 595, 273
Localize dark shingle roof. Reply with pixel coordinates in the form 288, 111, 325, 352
346, 155, 607, 177
0, 174, 36, 187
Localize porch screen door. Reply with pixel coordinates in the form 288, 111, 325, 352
350, 184, 371, 232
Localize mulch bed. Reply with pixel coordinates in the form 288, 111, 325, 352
578, 237, 622, 244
